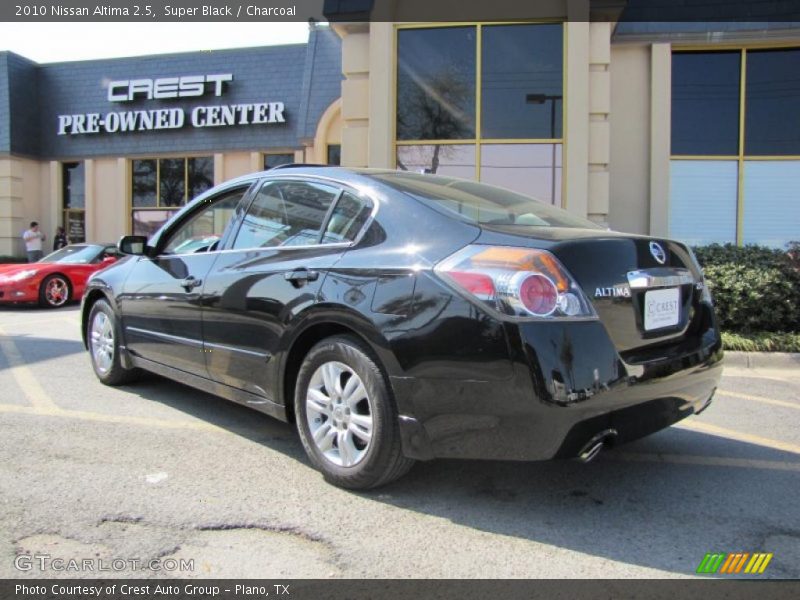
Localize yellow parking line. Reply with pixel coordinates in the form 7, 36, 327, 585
676, 419, 800, 456
0, 315, 79, 328
0, 326, 59, 410
611, 451, 800, 472
717, 389, 800, 411
0, 403, 223, 433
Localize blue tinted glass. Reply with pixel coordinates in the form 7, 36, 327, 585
745, 49, 800, 155
397, 27, 476, 140
671, 52, 740, 155
481, 24, 563, 139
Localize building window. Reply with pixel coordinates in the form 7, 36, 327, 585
63, 162, 86, 243
327, 144, 341, 166
395, 23, 564, 204
670, 49, 800, 248
131, 156, 213, 236
264, 153, 294, 170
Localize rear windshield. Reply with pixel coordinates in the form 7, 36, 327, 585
370, 172, 600, 229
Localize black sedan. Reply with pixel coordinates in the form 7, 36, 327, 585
81, 167, 723, 489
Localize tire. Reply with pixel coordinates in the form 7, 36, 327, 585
39, 274, 71, 308
86, 298, 140, 386
294, 335, 415, 489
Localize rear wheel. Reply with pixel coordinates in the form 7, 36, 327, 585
295, 335, 414, 489
39, 274, 70, 308
87, 298, 139, 385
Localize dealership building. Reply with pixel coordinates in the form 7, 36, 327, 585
1, 3, 799, 256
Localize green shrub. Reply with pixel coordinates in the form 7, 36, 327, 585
722, 331, 800, 353
693, 243, 800, 334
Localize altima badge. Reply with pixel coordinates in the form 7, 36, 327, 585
649, 241, 667, 264
595, 286, 631, 298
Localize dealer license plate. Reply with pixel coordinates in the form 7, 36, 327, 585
644, 287, 681, 331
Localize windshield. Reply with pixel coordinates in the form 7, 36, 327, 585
371, 172, 600, 229
41, 245, 101, 264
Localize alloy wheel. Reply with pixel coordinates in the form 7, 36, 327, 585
306, 361, 373, 467
90, 311, 115, 375
45, 277, 69, 307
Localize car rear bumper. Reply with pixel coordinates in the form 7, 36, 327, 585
392, 318, 723, 461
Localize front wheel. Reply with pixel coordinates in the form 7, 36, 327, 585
87, 299, 140, 386
295, 336, 414, 489
39, 274, 70, 308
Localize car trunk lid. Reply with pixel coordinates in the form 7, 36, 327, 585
476, 226, 706, 357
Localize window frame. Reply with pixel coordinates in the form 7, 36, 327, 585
230, 175, 377, 252
393, 21, 567, 207
263, 151, 296, 170
129, 155, 215, 235
62, 161, 86, 244
149, 181, 258, 257
670, 44, 800, 245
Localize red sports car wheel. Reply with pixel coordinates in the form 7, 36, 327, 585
39, 274, 70, 308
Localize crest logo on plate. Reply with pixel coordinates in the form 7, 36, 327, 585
649, 241, 667, 265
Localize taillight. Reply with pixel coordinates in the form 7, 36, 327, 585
435, 245, 596, 319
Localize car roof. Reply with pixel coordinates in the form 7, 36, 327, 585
222, 166, 402, 190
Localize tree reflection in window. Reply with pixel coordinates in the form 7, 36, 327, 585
396, 27, 476, 142
132, 159, 157, 207
159, 158, 185, 207
188, 156, 214, 198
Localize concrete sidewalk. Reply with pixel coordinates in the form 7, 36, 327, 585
724, 351, 800, 370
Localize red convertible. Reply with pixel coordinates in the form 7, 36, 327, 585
0, 244, 119, 308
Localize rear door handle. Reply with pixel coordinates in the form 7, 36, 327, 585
284, 269, 319, 286
180, 276, 202, 291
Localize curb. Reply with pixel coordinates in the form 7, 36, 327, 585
723, 351, 800, 370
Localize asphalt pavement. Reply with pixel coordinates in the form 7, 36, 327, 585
1, 304, 799, 579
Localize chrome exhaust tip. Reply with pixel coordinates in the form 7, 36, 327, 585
577, 428, 618, 463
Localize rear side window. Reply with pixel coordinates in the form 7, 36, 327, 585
233, 180, 340, 249
371, 172, 599, 229
322, 192, 372, 244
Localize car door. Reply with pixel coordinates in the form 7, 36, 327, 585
118, 184, 252, 377
201, 178, 373, 400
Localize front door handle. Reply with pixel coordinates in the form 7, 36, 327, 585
284, 269, 319, 286
180, 276, 202, 292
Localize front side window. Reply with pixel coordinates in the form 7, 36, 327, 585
132, 156, 214, 236
233, 180, 340, 250
162, 187, 249, 255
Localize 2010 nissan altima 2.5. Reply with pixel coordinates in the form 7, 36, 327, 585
81, 166, 723, 489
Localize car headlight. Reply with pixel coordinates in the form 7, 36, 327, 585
5, 270, 38, 282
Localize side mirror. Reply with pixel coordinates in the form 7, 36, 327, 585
118, 235, 148, 256
101, 256, 117, 266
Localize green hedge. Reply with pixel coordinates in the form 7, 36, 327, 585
722, 331, 800, 353
0, 255, 27, 264
693, 244, 800, 334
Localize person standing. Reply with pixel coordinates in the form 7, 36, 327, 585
53, 226, 68, 251
23, 221, 46, 262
